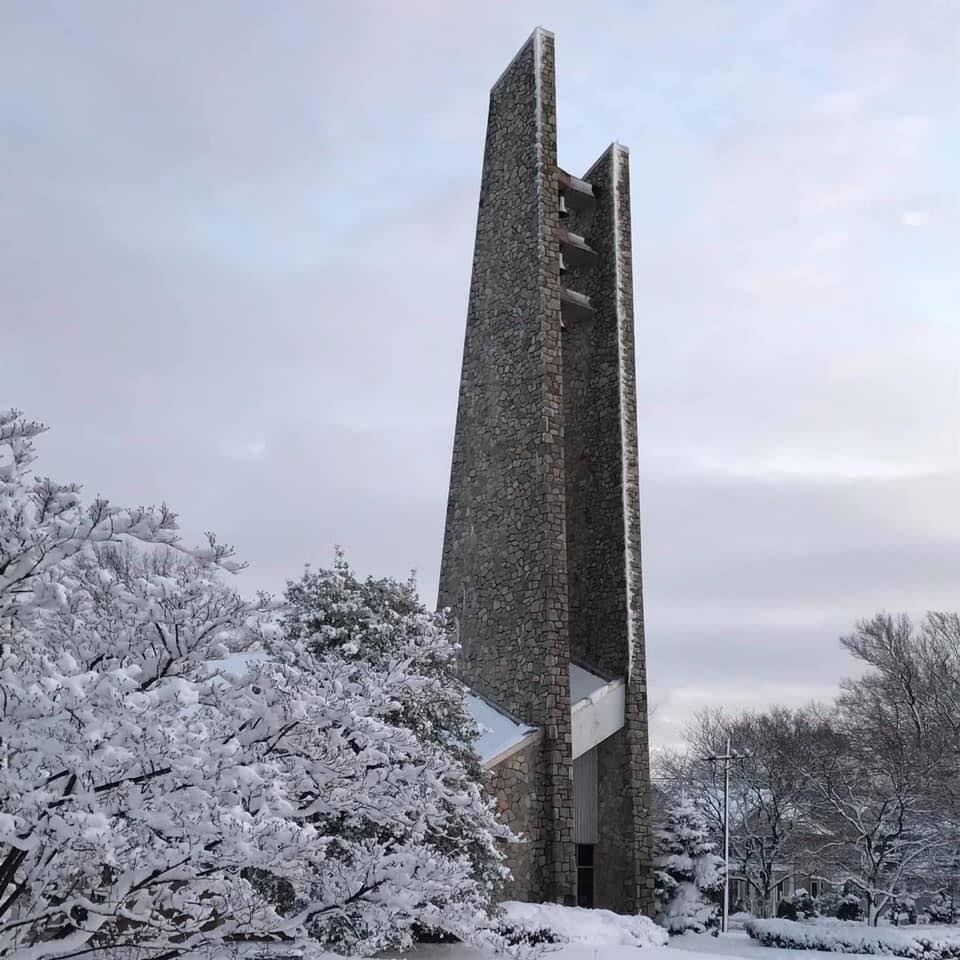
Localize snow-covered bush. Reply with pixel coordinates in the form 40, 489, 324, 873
745, 917, 960, 957
494, 924, 560, 948
837, 894, 865, 921
778, 897, 798, 920
892, 893, 918, 926
795, 888, 819, 919
778, 888, 818, 920
0, 411, 510, 960
653, 797, 723, 935
928, 890, 955, 924
499, 902, 668, 948
817, 891, 842, 918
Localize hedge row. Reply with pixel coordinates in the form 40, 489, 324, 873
744, 918, 960, 959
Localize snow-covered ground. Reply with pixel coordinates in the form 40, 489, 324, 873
390, 904, 960, 960
671, 930, 875, 960
404, 930, 876, 960
399, 929, 879, 960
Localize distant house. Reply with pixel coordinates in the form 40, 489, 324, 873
730, 866, 838, 917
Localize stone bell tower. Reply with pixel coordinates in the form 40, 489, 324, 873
438, 27, 654, 913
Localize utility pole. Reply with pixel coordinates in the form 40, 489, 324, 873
701, 737, 746, 934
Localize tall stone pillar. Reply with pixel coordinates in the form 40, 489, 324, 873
437, 27, 576, 902
439, 28, 653, 912
562, 144, 655, 913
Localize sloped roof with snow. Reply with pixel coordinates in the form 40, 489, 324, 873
467, 692, 539, 767
468, 663, 627, 767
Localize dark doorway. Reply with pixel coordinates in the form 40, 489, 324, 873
576, 844, 595, 907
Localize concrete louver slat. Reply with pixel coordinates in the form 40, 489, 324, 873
558, 227, 599, 269
557, 167, 596, 212
560, 286, 594, 323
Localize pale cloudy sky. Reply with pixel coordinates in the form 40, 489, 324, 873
3, 1, 959, 747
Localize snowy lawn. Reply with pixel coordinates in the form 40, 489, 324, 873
399, 928, 882, 960
393, 906, 952, 960
397, 946, 675, 960
672, 930, 875, 960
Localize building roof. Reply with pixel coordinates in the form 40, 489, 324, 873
467, 692, 540, 768
468, 663, 627, 768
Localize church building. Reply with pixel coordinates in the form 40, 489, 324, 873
438, 28, 655, 914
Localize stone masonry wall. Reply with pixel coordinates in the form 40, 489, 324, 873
563, 164, 630, 681
564, 144, 655, 914
437, 28, 576, 902
487, 738, 546, 902
611, 145, 656, 915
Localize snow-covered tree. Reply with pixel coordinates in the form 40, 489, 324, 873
282, 553, 480, 770
0, 409, 219, 628
0, 411, 510, 960
797, 698, 950, 925
653, 797, 723, 935
657, 613, 960, 922
282, 556, 508, 942
656, 707, 815, 918
839, 613, 960, 832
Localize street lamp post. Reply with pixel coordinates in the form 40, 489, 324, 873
701, 738, 746, 934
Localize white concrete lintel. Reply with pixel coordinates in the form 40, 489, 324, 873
571, 678, 626, 759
